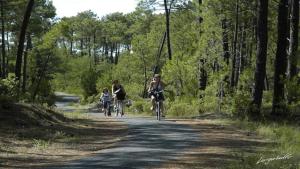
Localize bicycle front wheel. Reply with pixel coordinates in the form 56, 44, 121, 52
156, 102, 160, 121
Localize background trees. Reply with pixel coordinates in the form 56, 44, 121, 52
0, 0, 298, 118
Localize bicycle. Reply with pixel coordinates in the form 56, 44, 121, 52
114, 99, 124, 117
152, 90, 164, 121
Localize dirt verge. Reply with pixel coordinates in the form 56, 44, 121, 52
0, 103, 128, 169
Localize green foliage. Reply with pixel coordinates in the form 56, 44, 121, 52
165, 97, 201, 117
53, 56, 91, 95
128, 99, 152, 115
227, 123, 300, 169
80, 69, 99, 98
32, 139, 51, 150
232, 90, 251, 118
0, 74, 18, 100
287, 77, 300, 103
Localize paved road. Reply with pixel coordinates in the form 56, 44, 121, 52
49, 93, 201, 169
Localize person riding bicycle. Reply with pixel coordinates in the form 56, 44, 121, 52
112, 80, 126, 116
148, 74, 165, 116
100, 88, 111, 116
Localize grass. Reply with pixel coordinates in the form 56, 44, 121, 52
224, 119, 300, 169
0, 103, 127, 169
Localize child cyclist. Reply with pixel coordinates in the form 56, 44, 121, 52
100, 88, 111, 116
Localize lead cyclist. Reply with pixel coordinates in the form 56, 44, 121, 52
148, 74, 165, 117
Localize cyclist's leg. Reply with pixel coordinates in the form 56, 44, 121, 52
117, 100, 121, 116
107, 102, 111, 116
115, 100, 119, 116
160, 101, 165, 117
150, 95, 155, 110
156, 101, 160, 120
121, 100, 124, 116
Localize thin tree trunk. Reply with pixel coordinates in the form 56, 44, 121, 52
15, 0, 34, 89
272, 0, 289, 116
198, 59, 207, 90
70, 30, 73, 56
289, 0, 299, 79
230, 0, 239, 88
110, 43, 114, 64
80, 39, 83, 56
32, 54, 50, 102
154, 31, 166, 74
164, 0, 172, 60
222, 18, 230, 65
234, 25, 243, 87
22, 34, 32, 93
88, 37, 91, 58
198, 0, 203, 24
251, 0, 268, 118
140, 51, 148, 98
93, 32, 97, 65
1, 0, 6, 78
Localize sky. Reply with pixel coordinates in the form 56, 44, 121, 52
52, 0, 139, 18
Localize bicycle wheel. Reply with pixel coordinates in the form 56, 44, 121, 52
107, 103, 111, 116
116, 101, 119, 116
120, 101, 124, 116
156, 102, 160, 121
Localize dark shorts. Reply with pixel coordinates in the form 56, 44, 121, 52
103, 101, 110, 109
116, 93, 126, 100
149, 92, 164, 101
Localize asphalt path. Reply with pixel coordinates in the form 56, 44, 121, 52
49, 93, 202, 169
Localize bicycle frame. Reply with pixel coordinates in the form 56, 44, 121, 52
115, 100, 124, 117
153, 90, 163, 121
156, 101, 161, 120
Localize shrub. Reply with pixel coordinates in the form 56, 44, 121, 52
0, 74, 18, 98
80, 69, 99, 98
166, 97, 200, 117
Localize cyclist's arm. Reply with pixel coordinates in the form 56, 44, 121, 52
111, 85, 115, 95
148, 82, 154, 92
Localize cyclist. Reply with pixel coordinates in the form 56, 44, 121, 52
112, 80, 126, 116
100, 88, 111, 116
148, 74, 165, 117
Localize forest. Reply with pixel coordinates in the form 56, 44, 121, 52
0, 0, 299, 168
1, 0, 299, 119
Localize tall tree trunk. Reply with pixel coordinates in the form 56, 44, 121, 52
110, 43, 114, 64
140, 51, 148, 98
222, 18, 230, 65
198, 0, 203, 24
230, 0, 239, 88
164, 0, 172, 60
234, 25, 243, 87
198, 59, 207, 90
105, 42, 109, 61
88, 37, 91, 58
272, 0, 289, 116
93, 32, 97, 65
1, 0, 6, 78
289, 0, 299, 79
80, 39, 84, 56
251, 0, 268, 118
32, 54, 50, 102
22, 34, 32, 93
70, 30, 73, 56
15, 0, 34, 90
6, 29, 9, 52
114, 43, 119, 65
